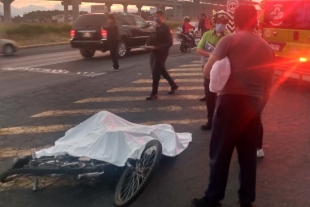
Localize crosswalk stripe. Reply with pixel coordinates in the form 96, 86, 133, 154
0, 117, 208, 135
190, 61, 201, 64
141, 119, 206, 125
0, 125, 73, 136
107, 86, 203, 92
168, 68, 202, 72
75, 95, 202, 103
0, 146, 54, 158
31, 106, 184, 118
132, 79, 203, 84
179, 64, 202, 68
170, 72, 202, 76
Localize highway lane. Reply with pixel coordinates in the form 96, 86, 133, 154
1, 38, 310, 207
0, 43, 184, 98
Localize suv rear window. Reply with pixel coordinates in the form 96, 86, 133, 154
73, 14, 107, 29
264, 1, 310, 30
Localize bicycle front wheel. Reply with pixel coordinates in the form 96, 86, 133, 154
114, 140, 162, 207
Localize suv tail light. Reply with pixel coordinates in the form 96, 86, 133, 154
101, 29, 107, 39
70, 30, 75, 38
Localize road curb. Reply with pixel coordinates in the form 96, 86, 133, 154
19, 42, 69, 49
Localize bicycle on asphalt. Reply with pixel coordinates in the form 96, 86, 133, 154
0, 140, 162, 207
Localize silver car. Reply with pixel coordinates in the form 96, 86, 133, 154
0, 38, 18, 56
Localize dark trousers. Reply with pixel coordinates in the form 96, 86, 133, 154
205, 95, 262, 204
204, 76, 217, 122
150, 52, 176, 95
109, 41, 119, 69
257, 113, 264, 149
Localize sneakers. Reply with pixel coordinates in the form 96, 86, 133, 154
257, 149, 265, 158
201, 122, 212, 130
146, 94, 158, 100
168, 85, 179, 94
111, 67, 120, 72
191, 197, 221, 207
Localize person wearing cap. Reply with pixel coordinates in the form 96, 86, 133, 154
197, 10, 229, 130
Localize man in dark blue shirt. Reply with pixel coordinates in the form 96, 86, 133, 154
146, 11, 178, 100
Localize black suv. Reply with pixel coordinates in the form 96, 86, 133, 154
70, 13, 154, 58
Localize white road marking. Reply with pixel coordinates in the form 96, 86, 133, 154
0, 67, 107, 77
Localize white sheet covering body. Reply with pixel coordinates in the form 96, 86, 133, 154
36, 111, 192, 166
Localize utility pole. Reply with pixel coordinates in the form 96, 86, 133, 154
174, 0, 177, 20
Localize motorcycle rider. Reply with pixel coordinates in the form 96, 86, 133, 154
181, 16, 196, 47
197, 10, 229, 130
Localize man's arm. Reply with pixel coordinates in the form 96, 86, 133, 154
203, 36, 231, 78
197, 48, 212, 57
196, 33, 211, 57
203, 54, 219, 78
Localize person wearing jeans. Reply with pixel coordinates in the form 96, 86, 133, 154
197, 10, 229, 130
203, 77, 217, 127
191, 5, 275, 207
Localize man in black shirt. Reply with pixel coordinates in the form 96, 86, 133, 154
146, 11, 178, 100
104, 14, 119, 71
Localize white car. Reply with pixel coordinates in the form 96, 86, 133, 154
0, 38, 18, 56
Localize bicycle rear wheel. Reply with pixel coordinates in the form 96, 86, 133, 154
114, 140, 162, 207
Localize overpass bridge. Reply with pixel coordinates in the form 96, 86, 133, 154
0, 0, 230, 23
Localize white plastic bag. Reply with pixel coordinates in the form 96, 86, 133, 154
210, 57, 231, 93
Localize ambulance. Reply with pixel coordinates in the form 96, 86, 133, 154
259, 0, 310, 74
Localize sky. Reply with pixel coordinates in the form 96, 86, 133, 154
11, 0, 148, 11
0, 0, 261, 16
0, 0, 146, 16
11, 0, 132, 9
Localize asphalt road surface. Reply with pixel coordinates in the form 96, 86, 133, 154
1, 43, 310, 207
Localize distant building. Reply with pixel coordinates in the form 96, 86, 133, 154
91, 5, 108, 13
150, 7, 157, 14
52, 14, 73, 23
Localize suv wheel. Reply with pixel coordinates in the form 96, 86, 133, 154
118, 41, 128, 58
3, 44, 14, 56
80, 49, 95, 58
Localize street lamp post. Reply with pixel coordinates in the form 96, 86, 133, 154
174, 0, 177, 20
